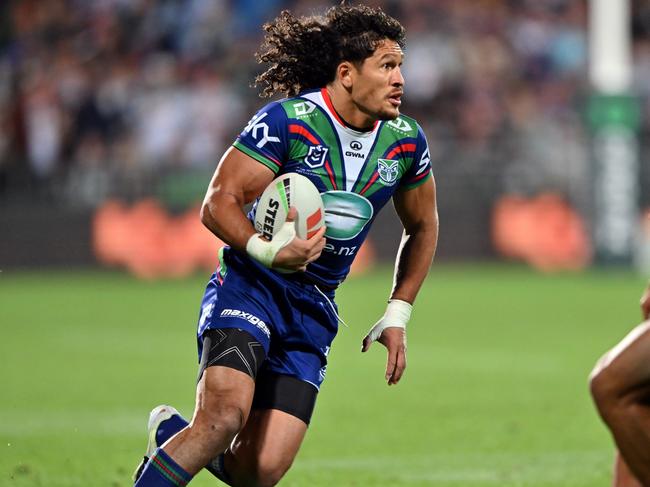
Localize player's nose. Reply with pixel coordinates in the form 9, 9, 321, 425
391, 66, 404, 87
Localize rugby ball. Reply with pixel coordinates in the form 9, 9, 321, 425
254, 173, 325, 240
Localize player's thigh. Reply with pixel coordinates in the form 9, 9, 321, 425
226, 371, 318, 485
195, 366, 254, 420
193, 328, 266, 429
592, 321, 650, 394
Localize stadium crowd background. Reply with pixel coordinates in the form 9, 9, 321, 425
0, 0, 649, 274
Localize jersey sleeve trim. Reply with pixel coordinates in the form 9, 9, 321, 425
232, 141, 281, 173
401, 169, 432, 190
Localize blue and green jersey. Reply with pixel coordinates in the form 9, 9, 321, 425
233, 88, 433, 288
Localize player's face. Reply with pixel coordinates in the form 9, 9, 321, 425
352, 39, 405, 121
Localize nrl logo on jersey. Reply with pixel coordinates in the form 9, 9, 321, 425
293, 101, 317, 117
377, 159, 399, 185
386, 118, 412, 133
304, 145, 329, 168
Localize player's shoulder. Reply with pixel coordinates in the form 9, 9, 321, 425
251, 92, 321, 121
278, 89, 322, 120
252, 98, 289, 118
382, 113, 423, 139
242, 97, 295, 135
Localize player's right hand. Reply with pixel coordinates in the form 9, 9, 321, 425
642, 283, 650, 321
272, 207, 326, 272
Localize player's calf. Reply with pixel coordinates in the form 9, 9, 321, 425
166, 367, 254, 474
227, 450, 295, 487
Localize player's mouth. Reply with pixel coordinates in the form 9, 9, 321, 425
388, 91, 403, 107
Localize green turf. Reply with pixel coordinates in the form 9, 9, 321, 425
0, 265, 646, 486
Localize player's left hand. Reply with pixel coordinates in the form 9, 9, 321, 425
361, 326, 407, 386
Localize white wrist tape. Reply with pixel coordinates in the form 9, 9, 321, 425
365, 299, 412, 343
245, 220, 296, 268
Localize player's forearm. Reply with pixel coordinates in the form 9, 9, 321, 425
390, 221, 438, 304
200, 191, 257, 253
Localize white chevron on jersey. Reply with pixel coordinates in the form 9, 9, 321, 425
301, 91, 382, 192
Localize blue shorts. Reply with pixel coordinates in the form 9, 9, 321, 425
197, 247, 339, 390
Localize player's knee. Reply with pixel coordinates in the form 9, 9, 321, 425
193, 404, 246, 450
589, 360, 624, 419
589, 361, 610, 405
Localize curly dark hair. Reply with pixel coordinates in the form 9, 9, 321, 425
254, 3, 406, 98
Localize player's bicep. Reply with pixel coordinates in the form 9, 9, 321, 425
393, 175, 437, 234
204, 146, 276, 208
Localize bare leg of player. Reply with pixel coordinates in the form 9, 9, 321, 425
224, 409, 308, 487
162, 366, 255, 474
613, 453, 643, 487
590, 321, 650, 486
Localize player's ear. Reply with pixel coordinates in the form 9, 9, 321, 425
337, 61, 354, 89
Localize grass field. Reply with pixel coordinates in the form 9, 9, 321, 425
1, 264, 646, 486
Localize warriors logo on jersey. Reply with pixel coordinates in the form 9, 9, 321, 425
377, 159, 399, 185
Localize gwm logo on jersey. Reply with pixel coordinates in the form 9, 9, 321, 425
377, 159, 399, 185
304, 145, 329, 168
345, 140, 364, 159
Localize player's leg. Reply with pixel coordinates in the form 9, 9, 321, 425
225, 408, 308, 487
135, 328, 266, 486
209, 275, 338, 486
135, 373, 315, 487
213, 278, 337, 486
613, 453, 644, 487
135, 366, 254, 486
590, 321, 650, 486
139, 412, 306, 487
135, 379, 315, 487
222, 371, 317, 486
135, 253, 336, 486
165, 366, 255, 470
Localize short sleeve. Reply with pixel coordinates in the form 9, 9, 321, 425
400, 124, 432, 190
232, 101, 289, 174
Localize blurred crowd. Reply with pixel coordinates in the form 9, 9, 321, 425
0, 0, 648, 218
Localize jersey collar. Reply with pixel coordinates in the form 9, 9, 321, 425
320, 88, 380, 135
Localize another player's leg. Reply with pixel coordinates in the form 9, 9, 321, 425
590, 321, 650, 486
613, 453, 644, 487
